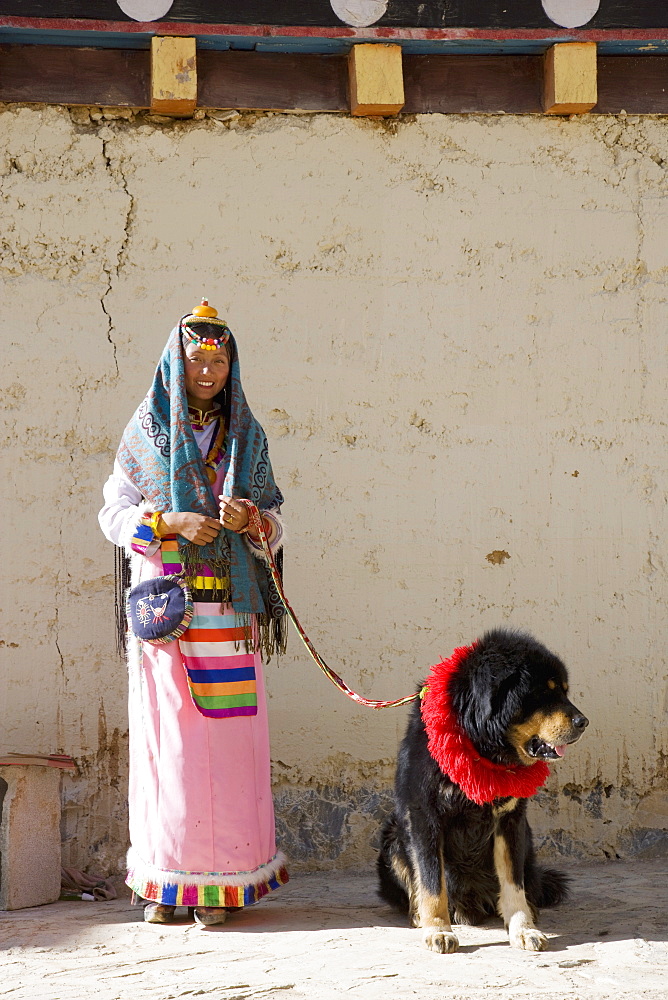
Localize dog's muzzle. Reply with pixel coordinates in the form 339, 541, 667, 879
526, 711, 589, 760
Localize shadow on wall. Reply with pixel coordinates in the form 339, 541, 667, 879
273, 782, 394, 870
60, 729, 130, 876
532, 780, 668, 861
274, 779, 668, 872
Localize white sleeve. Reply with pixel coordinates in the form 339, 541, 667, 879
98, 460, 160, 555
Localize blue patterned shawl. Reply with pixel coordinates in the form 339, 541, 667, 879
116, 323, 285, 633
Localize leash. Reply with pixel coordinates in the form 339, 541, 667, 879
240, 500, 420, 710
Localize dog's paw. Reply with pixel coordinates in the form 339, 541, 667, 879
423, 927, 459, 953
510, 926, 548, 952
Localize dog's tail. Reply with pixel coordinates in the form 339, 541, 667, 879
376, 814, 411, 912
531, 866, 571, 909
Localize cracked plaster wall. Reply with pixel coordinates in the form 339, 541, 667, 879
0, 105, 666, 875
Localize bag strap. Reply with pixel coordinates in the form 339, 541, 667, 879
239, 500, 419, 711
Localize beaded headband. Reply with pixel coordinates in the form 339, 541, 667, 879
181, 299, 231, 352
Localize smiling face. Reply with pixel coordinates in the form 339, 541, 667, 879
183, 340, 230, 411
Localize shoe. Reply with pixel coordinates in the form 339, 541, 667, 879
193, 906, 228, 926
144, 903, 176, 924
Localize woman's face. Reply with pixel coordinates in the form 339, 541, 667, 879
183, 340, 230, 410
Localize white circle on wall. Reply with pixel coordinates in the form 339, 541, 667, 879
330, 1, 388, 28
541, 1, 601, 28
117, 1, 174, 21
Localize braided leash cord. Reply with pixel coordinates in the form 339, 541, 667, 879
240, 500, 419, 710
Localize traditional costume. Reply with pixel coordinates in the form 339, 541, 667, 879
99, 302, 288, 913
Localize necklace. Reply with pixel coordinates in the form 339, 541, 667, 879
421, 644, 550, 805
202, 419, 227, 484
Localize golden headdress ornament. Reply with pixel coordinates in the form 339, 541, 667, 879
181, 298, 230, 351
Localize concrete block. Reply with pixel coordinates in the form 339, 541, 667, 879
0, 767, 62, 910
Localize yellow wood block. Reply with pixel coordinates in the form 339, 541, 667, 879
543, 42, 597, 115
151, 36, 197, 116
348, 44, 404, 117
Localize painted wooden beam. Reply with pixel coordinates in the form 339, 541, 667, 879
150, 36, 197, 116
403, 55, 543, 114
348, 44, 404, 117
198, 51, 347, 112
543, 41, 597, 114
0, 44, 150, 106
3, 44, 668, 116
6, 2, 668, 31
596, 56, 668, 113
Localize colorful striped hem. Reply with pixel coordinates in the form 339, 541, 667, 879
126, 854, 289, 907
197, 704, 259, 718
192, 692, 257, 708
187, 666, 255, 683
189, 680, 256, 697
180, 607, 258, 719
179, 641, 249, 658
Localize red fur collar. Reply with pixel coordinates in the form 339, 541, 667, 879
421, 644, 550, 806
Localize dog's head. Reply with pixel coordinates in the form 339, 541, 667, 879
448, 629, 588, 766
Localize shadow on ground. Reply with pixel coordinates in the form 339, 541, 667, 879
0, 860, 666, 1000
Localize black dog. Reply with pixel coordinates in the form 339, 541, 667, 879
377, 629, 588, 953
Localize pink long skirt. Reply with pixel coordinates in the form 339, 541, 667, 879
125, 559, 288, 907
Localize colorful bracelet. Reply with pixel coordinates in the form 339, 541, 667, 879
148, 511, 165, 538
133, 511, 165, 553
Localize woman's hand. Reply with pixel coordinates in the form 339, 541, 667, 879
218, 496, 250, 534
158, 512, 222, 546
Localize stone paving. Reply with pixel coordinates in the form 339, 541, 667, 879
1, 860, 666, 1000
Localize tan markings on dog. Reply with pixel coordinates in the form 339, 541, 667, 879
399, 815, 419, 922
492, 797, 519, 818
509, 709, 575, 762
494, 833, 547, 952
406, 844, 451, 929
415, 885, 451, 928
547, 679, 557, 690
406, 844, 459, 952
390, 853, 416, 919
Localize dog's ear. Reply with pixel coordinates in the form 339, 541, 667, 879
465, 659, 520, 719
488, 674, 524, 728
465, 670, 525, 748
471, 685, 493, 725
449, 670, 496, 742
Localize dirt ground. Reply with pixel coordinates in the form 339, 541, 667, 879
1, 860, 666, 1000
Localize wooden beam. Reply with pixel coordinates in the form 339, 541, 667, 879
348, 44, 404, 117
0, 44, 149, 107
403, 55, 543, 115
596, 56, 668, 114
3, 44, 668, 117
150, 36, 197, 116
198, 51, 347, 112
543, 42, 597, 115
5, 2, 668, 30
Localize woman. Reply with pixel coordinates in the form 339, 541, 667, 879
99, 299, 288, 925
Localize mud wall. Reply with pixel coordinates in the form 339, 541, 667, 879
0, 104, 665, 873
